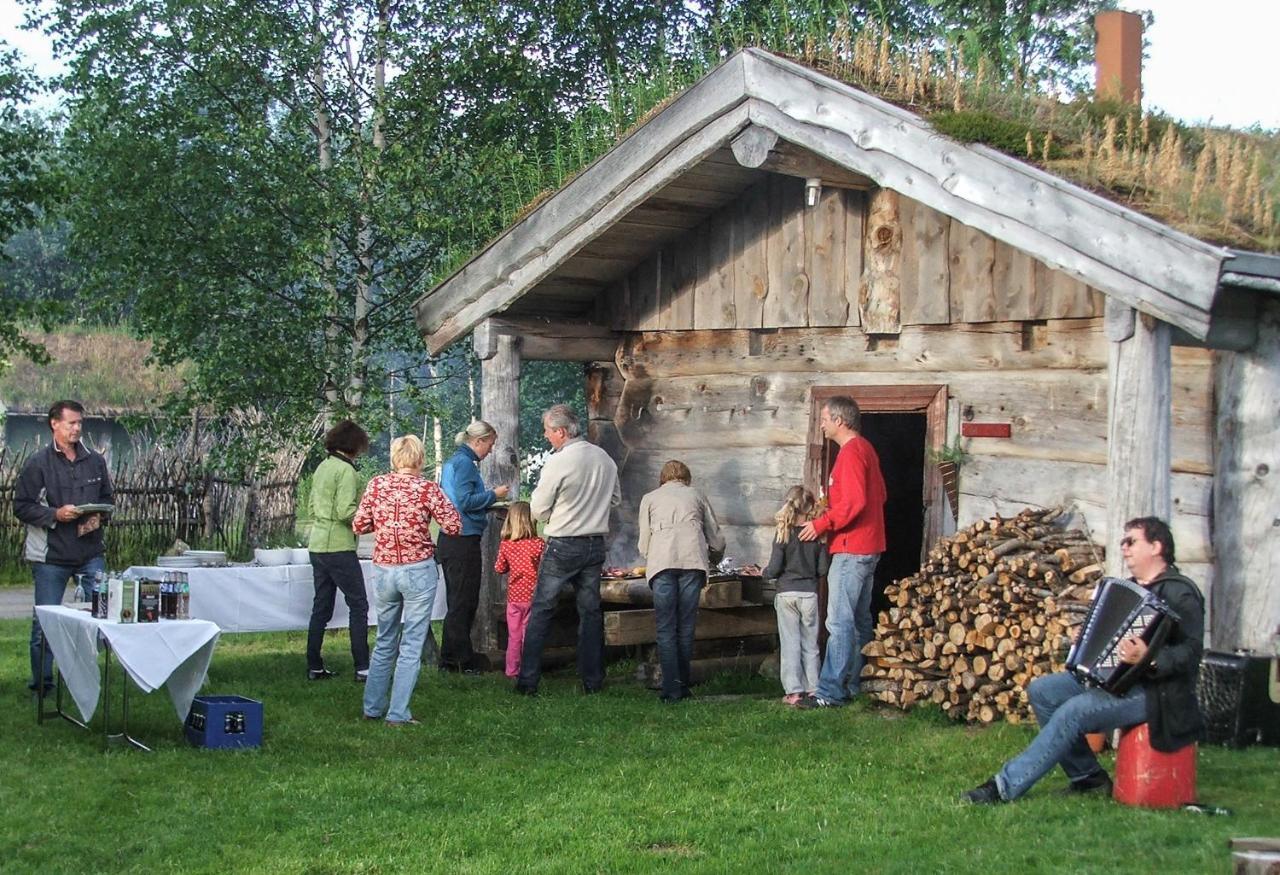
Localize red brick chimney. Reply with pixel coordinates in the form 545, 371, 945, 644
1095, 10, 1143, 105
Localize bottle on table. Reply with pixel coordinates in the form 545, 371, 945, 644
94, 572, 109, 620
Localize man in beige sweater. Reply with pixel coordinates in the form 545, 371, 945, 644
516, 404, 621, 695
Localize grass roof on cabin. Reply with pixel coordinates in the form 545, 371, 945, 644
779, 27, 1278, 253
0, 326, 188, 416
452, 27, 1277, 289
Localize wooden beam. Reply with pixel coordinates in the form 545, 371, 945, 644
1106, 308, 1172, 575
757, 141, 874, 190
737, 49, 1227, 338
599, 577, 743, 608
479, 316, 620, 362
1210, 299, 1280, 650
477, 334, 521, 653
731, 125, 777, 168
604, 605, 777, 646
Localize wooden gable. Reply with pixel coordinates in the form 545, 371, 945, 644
414, 49, 1230, 353
597, 172, 1105, 333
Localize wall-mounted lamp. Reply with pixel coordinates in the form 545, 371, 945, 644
805, 177, 822, 207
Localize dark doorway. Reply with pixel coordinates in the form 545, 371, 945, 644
820, 413, 926, 615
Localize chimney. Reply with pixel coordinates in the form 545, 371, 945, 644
1095, 10, 1143, 105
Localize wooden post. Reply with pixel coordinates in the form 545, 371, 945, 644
858, 188, 902, 335
1211, 299, 1280, 651
1106, 300, 1171, 576
476, 327, 520, 655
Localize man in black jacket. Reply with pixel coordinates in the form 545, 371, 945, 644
13, 400, 114, 694
963, 516, 1204, 803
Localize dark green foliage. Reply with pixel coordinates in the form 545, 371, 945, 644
0, 43, 59, 367
931, 109, 1060, 159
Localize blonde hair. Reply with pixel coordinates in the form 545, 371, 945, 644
658, 459, 691, 485
390, 434, 425, 472
455, 419, 496, 447
774, 486, 817, 543
500, 501, 538, 541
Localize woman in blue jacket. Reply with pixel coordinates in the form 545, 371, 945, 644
437, 420, 510, 672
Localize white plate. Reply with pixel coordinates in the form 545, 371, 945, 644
185, 550, 227, 566
157, 555, 201, 567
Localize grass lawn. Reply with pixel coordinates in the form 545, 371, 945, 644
2, 618, 1276, 874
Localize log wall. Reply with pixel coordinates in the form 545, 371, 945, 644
583, 177, 1216, 630
590, 321, 1215, 595
602, 178, 1105, 333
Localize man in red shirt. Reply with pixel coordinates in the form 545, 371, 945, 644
799, 396, 887, 707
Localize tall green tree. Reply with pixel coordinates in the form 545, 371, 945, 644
927, 0, 1120, 90
0, 41, 58, 369
36, 0, 690, 443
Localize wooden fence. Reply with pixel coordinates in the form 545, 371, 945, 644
1, 436, 304, 575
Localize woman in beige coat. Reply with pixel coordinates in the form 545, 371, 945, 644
637, 460, 725, 703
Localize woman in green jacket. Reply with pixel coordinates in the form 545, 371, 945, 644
307, 420, 371, 681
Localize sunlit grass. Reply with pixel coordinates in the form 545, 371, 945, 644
1, 618, 1276, 873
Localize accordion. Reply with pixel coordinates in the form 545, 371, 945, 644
1065, 577, 1179, 695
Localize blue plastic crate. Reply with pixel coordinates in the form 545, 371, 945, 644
185, 695, 263, 749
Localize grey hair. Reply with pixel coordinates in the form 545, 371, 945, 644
542, 404, 581, 437
823, 396, 861, 432
455, 419, 497, 447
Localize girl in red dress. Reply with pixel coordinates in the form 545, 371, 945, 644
494, 501, 545, 678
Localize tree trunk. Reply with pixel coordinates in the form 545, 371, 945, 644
313, 0, 341, 422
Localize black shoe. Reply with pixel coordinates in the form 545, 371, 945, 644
1062, 771, 1113, 797
464, 654, 491, 673
513, 684, 538, 697
353, 669, 369, 683
307, 668, 337, 680
809, 695, 844, 708
963, 779, 1005, 805
437, 662, 463, 674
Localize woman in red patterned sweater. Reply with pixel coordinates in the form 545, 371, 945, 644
493, 501, 545, 678
353, 435, 462, 726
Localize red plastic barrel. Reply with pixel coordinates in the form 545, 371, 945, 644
1113, 722, 1197, 808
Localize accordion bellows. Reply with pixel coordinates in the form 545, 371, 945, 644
1066, 577, 1178, 695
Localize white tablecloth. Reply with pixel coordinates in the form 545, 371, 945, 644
35, 606, 220, 724
125, 562, 449, 633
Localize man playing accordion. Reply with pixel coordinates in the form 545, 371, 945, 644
964, 516, 1205, 804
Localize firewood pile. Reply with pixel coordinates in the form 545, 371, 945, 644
861, 507, 1105, 725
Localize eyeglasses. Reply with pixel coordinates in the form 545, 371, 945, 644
1120, 536, 1139, 548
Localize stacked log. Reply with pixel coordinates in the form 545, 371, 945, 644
861, 506, 1104, 724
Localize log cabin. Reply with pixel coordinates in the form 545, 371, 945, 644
412, 48, 1279, 659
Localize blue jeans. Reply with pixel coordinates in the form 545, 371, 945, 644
30, 556, 106, 690
362, 559, 438, 723
997, 671, 1147, 800
651, 569, 704, 701
517, 535, 607, 692
816, 552, 879, 704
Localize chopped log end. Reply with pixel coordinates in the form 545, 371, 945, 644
866, 506, 1102, 726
